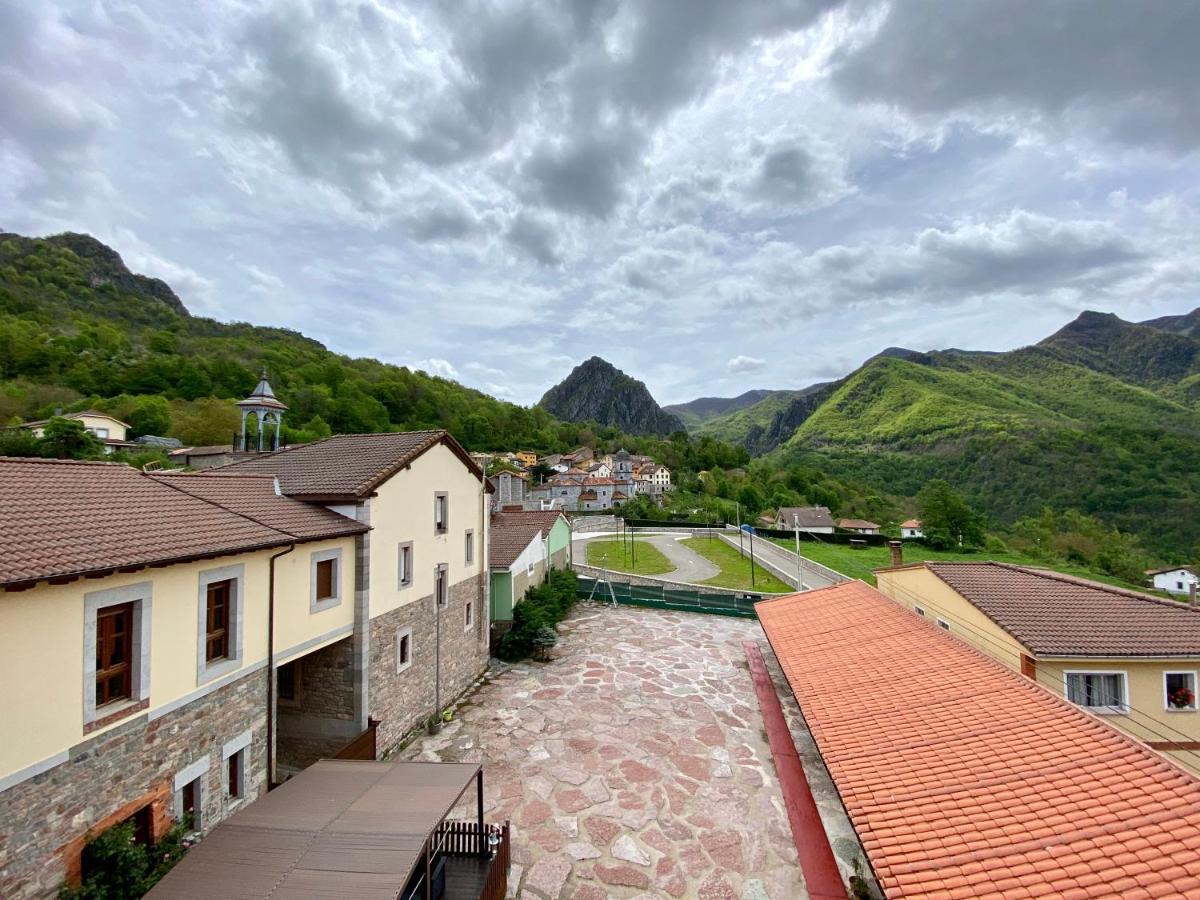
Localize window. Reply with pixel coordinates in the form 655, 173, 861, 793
464, 599, 473, 632
309, 549, 342, 612
465, 530, 474, 564
396, 627, 413, 673
181, 781, 197, 823
96, 602, 134, 707
277, 659, 300, 706
223, 730, 252, 802
936, 618, 951, 631
227, 752, 242, 799
398, 542, 413, 588
205, 579, 232, 662
434, 492, 449, 534
92, 427, 109, 439
914, 606, 926, 617
197, 565, 244, 685
84, 583, 152, 730
1165, 672, 1197, 710
172, 755, 209, 829
435, 564, 448, 608
1178, 581, 1186, 591
1066, 672, 1127, 713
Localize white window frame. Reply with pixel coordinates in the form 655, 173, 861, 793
172, 755, 210, 829
1064, 670, 1129, 715
222, 729, 252, 804
914, 605, 926, 617
83, 582, 153, 728
1164, 670, 1198, 711
464, 599, 474, 632
465, 529, 474, 565
936, 618, 951, 631
197, 564, 245, 686
309, 549, 342, 613
398, 541, 413, 589
395, 626, 413, 674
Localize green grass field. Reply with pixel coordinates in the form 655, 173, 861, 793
681, 537, 792, 593
586, 539, 674, 576
770, 538, 1152, 592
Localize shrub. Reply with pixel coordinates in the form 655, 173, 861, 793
496, 569, 578, 661
59, 817, 195, 899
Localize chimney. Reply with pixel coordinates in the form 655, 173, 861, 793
1191, 577, 1197, 607
888, 540, 903, 568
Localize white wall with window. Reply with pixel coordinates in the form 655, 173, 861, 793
1165, 671, 1197, 711
1065, 671, 1128, 714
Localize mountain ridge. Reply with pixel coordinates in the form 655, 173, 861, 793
538, 356, 685, 436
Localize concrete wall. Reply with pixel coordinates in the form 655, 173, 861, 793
877, 566, 1200, 775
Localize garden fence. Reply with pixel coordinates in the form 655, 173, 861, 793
574, 576, 765, 618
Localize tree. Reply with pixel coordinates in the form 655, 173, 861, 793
917, 479, 985, 549
39, 417, 104, 459
0, 427, 41, 457
128, 395, 171, 438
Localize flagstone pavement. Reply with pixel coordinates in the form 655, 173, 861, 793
398, 605, 807, 900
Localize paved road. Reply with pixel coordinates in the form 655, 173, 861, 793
572, 531, 720, 585
719, 533, 844, 591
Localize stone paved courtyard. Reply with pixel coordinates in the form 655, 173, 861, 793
399, 605, 806, 899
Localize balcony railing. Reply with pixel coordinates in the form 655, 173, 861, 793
402, 819, 510, 900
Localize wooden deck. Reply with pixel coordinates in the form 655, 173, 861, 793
443, 856, 493, 900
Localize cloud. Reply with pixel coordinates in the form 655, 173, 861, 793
505, 212, 562, 266
727, 355, 767, 373
413, 358, 460, 380
832, 0, 1200, 154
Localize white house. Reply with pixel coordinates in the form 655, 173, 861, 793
900, 518, 924, 539
21, 410, 138, 454
587, 462, 612, 479
1147, 566, 1197, 597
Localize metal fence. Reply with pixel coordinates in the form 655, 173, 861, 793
575, 576, 765, 618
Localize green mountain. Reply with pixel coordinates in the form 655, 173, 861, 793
664, 389, 780, 428
767, 320, 1200, 555
537, 356, 685, 436
0, 231, 569, 449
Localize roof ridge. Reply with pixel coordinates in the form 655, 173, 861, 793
0, 455, 127, 467
146, 470, 304, 542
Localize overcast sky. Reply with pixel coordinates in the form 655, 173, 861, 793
4, 1, 1199, 405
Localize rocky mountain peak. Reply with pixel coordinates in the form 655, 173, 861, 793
538, 357, 685, 436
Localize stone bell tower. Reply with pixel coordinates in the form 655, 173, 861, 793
237, 371, 288, 452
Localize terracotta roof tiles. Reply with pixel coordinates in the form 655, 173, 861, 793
489, 510, 564, 568
757, 581, 1200, 899
924, 562, 1200, 656
211, 430, 481, 499
0, 458, 366, 588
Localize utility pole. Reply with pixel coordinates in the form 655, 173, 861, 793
793, 515, 805, 590
748, 527, 757, 588
737, 502, 744, 556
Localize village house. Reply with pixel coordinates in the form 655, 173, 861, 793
0, 458, 367, 899
213, 430, 492, 757
1147, 565, 1198, 597
837, 518, 880, 535
773, 505, 835, 533
875, 560, 1200, 775
514, 450, 538, 468
487, 510, 570, 626
900, 517, 924, 538
586, 461, 612, 478
20, 410, 139, 454
488, 469, 527, 508
757, 581, 1200, 898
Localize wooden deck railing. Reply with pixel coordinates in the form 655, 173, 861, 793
435, 820, 510, 900
332, 717, 379, 760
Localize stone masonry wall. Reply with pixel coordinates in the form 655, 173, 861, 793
277, 636, 357, 771
370, 572, 490, 754
0, 670, 267, 900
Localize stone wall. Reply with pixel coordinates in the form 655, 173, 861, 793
0, 671, 266, 900
277, 637, 358, 771
369, 572, 490, 754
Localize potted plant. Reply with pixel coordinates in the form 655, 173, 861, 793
1169, 685, 1195, 709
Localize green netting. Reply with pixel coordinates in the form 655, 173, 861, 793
575, 576, 761, 618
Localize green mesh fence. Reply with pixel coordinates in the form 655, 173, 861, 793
575, 576, 764, 618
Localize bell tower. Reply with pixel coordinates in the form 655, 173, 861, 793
237, 371, 288, 452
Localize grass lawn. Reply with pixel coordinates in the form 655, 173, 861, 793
681, 537, 792, 593
770, 538, 1152, 592
586, 539, 675, 576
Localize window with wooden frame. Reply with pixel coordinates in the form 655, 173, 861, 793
96, 602, 134, 707
315, 558, 336, 602
205, 579, 233, 662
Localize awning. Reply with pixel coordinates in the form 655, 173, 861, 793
147, 760, 482, 899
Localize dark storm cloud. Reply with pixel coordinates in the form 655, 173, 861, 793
505, 212, 562, 266
834, 0, 1200, 153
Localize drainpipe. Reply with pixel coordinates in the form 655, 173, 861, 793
479, 469, 489, 637
266, 544, 295, 790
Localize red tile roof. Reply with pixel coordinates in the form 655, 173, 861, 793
757, 581, 1200, 899
0, 458, 366, 589
837, 518, 879, 529
489, 510, 564, 568
901, 519, 922, 528
210, 430, 482, 499
922, 562, 1200, 657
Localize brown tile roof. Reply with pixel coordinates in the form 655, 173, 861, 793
210, 430, 482, 499
837, 518, 879, 529
1146, 565, 1197, 576
489, 510, 564, 568
0, 458, 366, 589
900, 518, 922, 528
757, 581, 1200, 899
924, 562, 1200, 657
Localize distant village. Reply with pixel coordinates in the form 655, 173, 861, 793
472, 446, 672, 512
